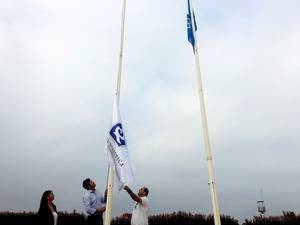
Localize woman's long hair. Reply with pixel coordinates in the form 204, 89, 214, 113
38, 190, 52, 213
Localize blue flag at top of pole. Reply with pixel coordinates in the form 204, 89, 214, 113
187, 0, 197, 51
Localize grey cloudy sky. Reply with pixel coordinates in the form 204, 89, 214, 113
0, 0, 300, 222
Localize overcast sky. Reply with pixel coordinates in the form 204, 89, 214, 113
0, 0, 300, 222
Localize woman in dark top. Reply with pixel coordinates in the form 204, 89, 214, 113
38, 190, 58, 225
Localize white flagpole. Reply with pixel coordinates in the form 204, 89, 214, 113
188, 1, 221, 225
104, 0, 127, 225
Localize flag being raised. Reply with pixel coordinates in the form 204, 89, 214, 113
105, 98, 134, 190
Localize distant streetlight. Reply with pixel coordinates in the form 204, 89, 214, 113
257, 189, 266, 216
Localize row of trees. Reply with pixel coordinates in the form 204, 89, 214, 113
0, 211, 299, 225
243, 211, 300, 225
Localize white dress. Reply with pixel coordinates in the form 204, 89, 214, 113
53, 212, 58, 225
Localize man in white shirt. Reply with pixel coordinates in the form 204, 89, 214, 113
124, 186, 150, 225
82, 178, 107, 225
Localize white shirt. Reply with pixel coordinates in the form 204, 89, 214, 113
83, 189, 105, 215
131, 197, 149, 225
53, 212, 58, 225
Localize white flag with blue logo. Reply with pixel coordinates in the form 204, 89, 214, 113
105, 98, 134, 190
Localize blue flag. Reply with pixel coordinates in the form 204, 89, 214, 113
187, 0, 197, 51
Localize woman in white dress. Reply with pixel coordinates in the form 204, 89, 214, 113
38, 190, 59, 225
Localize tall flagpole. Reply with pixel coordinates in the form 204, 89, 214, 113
188, 1, 221, 225
104, 0, 127, 225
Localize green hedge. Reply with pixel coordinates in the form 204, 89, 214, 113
243, 211, 300, 225
0, 211, 238, 225
0, 211, 86, 225
4, 210, 299, 225
112, 211, 238, 225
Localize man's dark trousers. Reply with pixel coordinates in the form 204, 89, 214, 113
87, 214, 103, 225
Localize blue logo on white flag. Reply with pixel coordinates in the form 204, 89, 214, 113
110, 123, 126, 146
